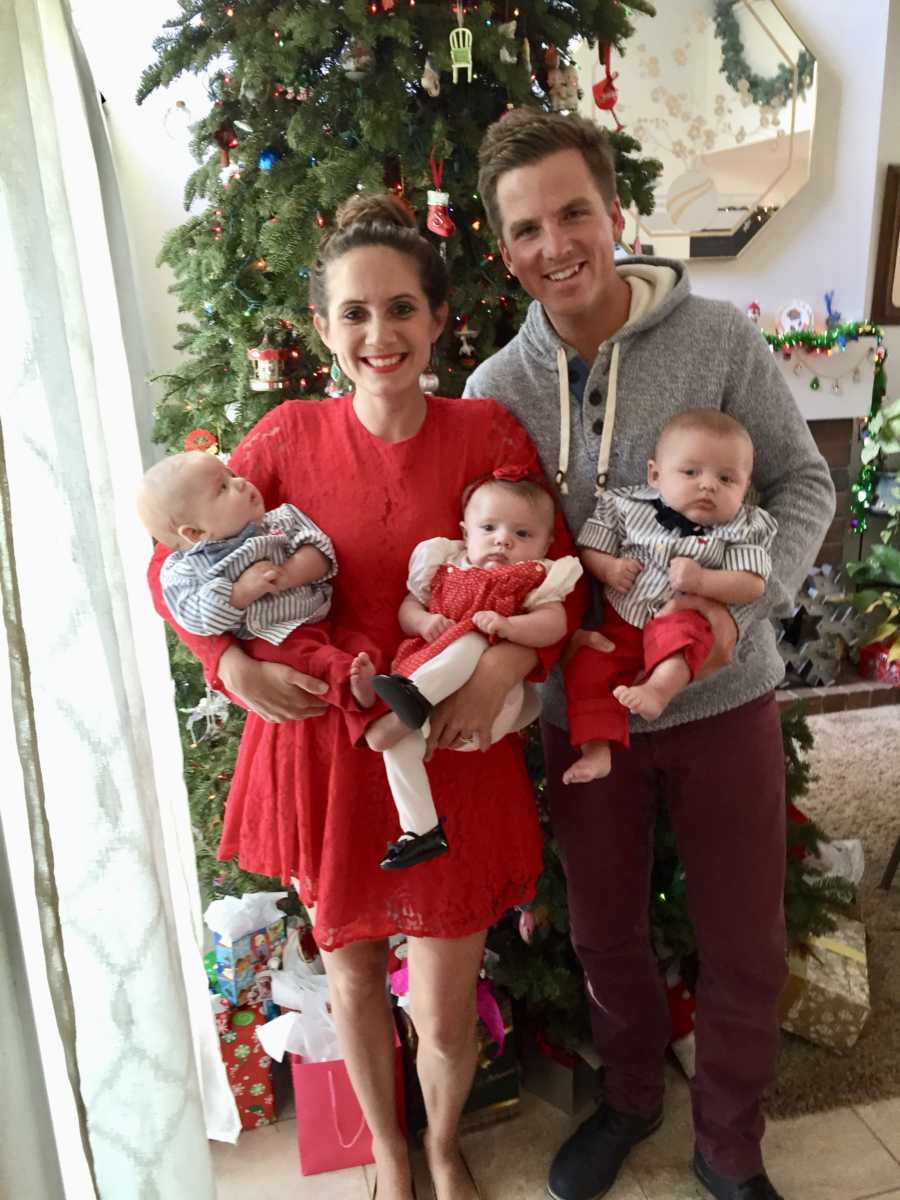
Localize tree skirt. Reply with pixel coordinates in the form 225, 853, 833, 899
764, 706, 900, 1118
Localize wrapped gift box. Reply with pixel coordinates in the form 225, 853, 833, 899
779, 914, 870, 1052
213, 917, 286, 1005
397, 990, 519, 1134
219, 1005, 276, 1129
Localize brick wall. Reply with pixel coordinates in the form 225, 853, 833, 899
809, 418, 853, 566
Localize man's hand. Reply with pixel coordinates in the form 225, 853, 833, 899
231, 560, 283, 609
607, 558, 642, 594
668, 556, 703, 594
421, 613, 454, 643
219, 645, 329, 722
658, 593, 737, 681
560, 627, 616, 668
472, 610, 510, 639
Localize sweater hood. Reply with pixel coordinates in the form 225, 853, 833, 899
518, 256, 692, 368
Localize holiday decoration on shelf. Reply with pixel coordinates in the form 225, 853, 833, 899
824, 290, 842, 331
449, 3, 474, 84
775, 299, 814, 335
592, 43, 624, 130
745, 300, 761, 325
213, 122, 239, 166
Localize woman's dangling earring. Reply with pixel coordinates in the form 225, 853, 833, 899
327, 355, 345, 397
418, 346, 439, 393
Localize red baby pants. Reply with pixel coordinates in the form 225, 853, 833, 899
564, 605, 713, 748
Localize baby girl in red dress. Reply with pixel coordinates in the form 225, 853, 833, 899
362, 469, 582, 871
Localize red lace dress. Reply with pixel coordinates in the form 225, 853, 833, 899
148, 395, 584, 951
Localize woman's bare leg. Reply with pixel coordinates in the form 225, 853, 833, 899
406, 930, 486, 1200
317, 922, 411, 1198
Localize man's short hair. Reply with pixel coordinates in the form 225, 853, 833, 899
477, 109, 618, 238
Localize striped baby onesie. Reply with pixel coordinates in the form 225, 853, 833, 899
577, 485, 777, 631
161, 503, 337, 645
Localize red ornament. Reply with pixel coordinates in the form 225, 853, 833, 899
592, 44, 624, 131
185, 427, 218, 453
213, 123, 239, 165
426, 155, 455, 238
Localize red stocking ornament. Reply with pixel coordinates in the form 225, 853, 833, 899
426, 155, 455, 239
592, 44, 624, 131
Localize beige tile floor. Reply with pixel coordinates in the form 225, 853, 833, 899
211, 1067, 900, 1200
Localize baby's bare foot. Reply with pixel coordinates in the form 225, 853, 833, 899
562, 740, 612, 785
613, 682, 670, 721
365, 709, 412, 752
349, 652, 376, 708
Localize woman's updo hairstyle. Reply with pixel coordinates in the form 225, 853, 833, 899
309, 192, 449, 318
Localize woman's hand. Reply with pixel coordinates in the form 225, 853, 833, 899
657, 593, 737, 680
219, 645, 329, 723
425, 643, 536, 758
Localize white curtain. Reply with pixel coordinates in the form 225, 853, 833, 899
0, 0, 239, 1194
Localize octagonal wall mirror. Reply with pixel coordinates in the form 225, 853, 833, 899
576, 0, 817, 259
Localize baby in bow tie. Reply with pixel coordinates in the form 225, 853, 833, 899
562, 409, 778, 784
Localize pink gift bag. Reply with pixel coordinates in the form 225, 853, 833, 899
290, 1030, 404, 1176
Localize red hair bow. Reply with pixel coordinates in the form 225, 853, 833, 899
492, 464, 532, 482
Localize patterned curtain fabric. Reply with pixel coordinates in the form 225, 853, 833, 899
1, 0, 237, 1192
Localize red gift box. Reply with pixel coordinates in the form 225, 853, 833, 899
219, 1005, 275, 1130
290, 1030, 404, 1176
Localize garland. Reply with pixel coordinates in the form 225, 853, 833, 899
761, 321, 885, 535
713, 0, 815, 109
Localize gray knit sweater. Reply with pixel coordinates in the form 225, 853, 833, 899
463, 256, 835, 733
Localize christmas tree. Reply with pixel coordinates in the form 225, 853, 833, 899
138, 0, 661, 454
138, 0, 663, 897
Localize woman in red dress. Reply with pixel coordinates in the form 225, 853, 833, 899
149, 194, 582, 1199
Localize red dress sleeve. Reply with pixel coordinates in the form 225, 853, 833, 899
146, 404, 292, 695
483, 402, 588, 681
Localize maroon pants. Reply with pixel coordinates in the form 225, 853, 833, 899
544, 693, 787, 1179
565, 606, 714, 748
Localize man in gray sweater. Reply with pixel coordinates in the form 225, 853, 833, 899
464, 110, 834, 1200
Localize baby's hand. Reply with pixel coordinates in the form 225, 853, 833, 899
608, 558, 642, 594
231, 560, 282, 609
669, 556, 703, 593
421, 613, 454, 643
472, 610, 510, 639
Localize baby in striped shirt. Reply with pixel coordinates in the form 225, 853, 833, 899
563, 409, 777, 784
137, 450, 378, 710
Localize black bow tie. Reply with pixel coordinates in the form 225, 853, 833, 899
652, 498, 707, 538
